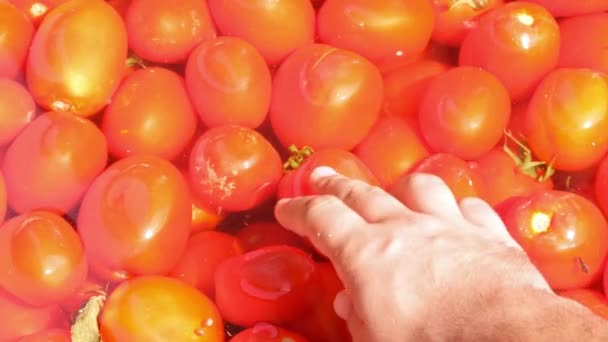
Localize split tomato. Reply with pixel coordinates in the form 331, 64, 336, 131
0, 78, 36, 146
0, 2, 34, 79
231, 323, 310, 342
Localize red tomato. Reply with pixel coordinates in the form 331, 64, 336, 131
558, 14, 608, 76
26, 0, 128, 116
459, 1, 560, 102
431, 0, 503, 47
78, 155, 191, 282
559, 289, 608, 320
418, 66, 511, 160
106, 0, 130, 19
524, 68, 608, 171
554, 168, 597, 202
189, 125, 283, 213
506, 100, 528, 140
317, 0, 434, 66
126, 0, 216, 64
100, 276, 224, 341
2, 111, 108, 214
7, 0, 69, 25
215, 245, 317, 327
102, 67, 198, 160
185, 37, 271, 129
191, 199, 225, 233
377, 40, 458, 74
0, 78, 36, 146
381, 60, 450, 119
0, 172, 5, 224
207, 0, 315, 66
526, 0, 608, 17
354, 116, 430, 189
496, 191, 608, 290
236, 221, 312, 253
0, 2, 34, 79
17, 328, 71, 342
231, 323, 310, 342
595, 155, 608, 217
59, 277, 106, 320
270, 44, 384, 151
0, 289, 65, 341
169, 231, 244, 297
0, 211, 87, 306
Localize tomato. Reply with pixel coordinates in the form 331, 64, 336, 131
354, 116, 430, 189
595, 155, 608, 217
126, 0, 216, 64
377, 40, 458, 74
0, 289, 65, 341
26, 0, 128, 116
17, 328, 71, 342
78, 155, 191, 282
270, 44, 384, 151
0, 78, 36, 146
0, 210, 87, 307
459, 1, 560, 102
418, 66, 511, 160
7, 0, 70, 25
185, 37, 271, 129
317, 0, 434, 67
215, 245, 317, 327
189, 125, 283, 213
59, 277, 106, 320
102, 67, 198, 160
559, 289, 608, 320
558, 13, 608, 75
2, 111, 108, 214
496, 191, 608, 290
0, 2, 34, 79
191, 199, 225, 233
381, 60, 450, 120
236, 221, 312, 253
506, 100, 528, 140
169, 231, 244, 297
524, 68, 608, 171
100, 276, 224, 341
106, 0, 131, 19
431, 0, 503, 47
554, 168, 597, 202
231, 323, 310, 342
526, 0, 608, 17
0, 171, 5, 224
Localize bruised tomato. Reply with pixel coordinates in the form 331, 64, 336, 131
2, 111, 108, 214
231, 323, 310, 342
0, 2, 34, 79
558, 13, 608, 75
17, 328, 71, 342
78, 155, 191, 282
0, 78, 36, 147
559, 289, 608, 321
100, 276, 224, 342
26, 0, 128, 116
236, 221, 312, 253
526, 0, 608, 17
431, 0, 503, 47
270, 44, 384, 151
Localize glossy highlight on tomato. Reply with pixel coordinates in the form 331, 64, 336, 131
7, 0, 70, 25
431, 0, 503, 47
0, 2, 34, 79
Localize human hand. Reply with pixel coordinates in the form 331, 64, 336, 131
274, 167, 551, 341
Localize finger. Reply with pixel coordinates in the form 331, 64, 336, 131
390, 173, 463, 219
459, 197, 520, 247
311, 167, 411, 222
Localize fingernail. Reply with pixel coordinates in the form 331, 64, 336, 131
310, 166, 337, 181
276, 198, 290, 207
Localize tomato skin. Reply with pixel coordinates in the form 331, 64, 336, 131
431, 0, 503, 47
78, 155, 191, 282
558, 13, 608, 76
459, 1, 560, 102
214, 245, 317, 327
126, 0, 216, 64
17, 328, 71, 342
102, 67, 198, 161
7, 0, 70, 25
59, 277, 106, 320
0, 2, 34, 79
0, 289, 65, 341
26, 0, 128, 117
317, 0, 434, 65
525, 68, 608, 171
169, 231, 244, 298
207, 0, 315, 66
496, 191, 608, 290
185, 37, 272, 129
270, 44, 384, 151
0, 78, 36, 147
231, 323, 310, 342
0, 211, 87, 307
100, 276, 224, 342
595, 155, 608, 217
0, 172, 5, 224
236, 221, 312, 253
190, 199, 225, 233
559, 289, 608, 320
526, 0, 608, 17
2, 111, 108, 214
189, 125, 283, 213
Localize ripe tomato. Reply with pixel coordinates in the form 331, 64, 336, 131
0, 2, 34, 79
26, 0, 128, 116
459, 1, 560, 102
215, 245, 317, 327
377, 40, 458, 74
524, 68, 608, 171
381, 60, 449, 120
231, 323, 310, 342
317, 0, 434, 66
0, 171, 5, 224
102, 67, 198, 161
7, 0, 69, 25
270, 44, 383, 151
595, 155, 608, 217
2, 111, 108, 214
559, 289, 608, 320
0, 211, 87, 307
554, 168, 597, 202
558, 13, 608, 75
17, 328, 71, 342
418, 66, 511, 160
236, 221, 312, 253
106, 0, 130, 19
60, 277, 106, 320
185, 37, 272, 129
354, 116, 430, 189
207, 0, 315, 66
431, 0, 503, 47
126, 0, 216, 64
191, 199, 225, 233
0, 78, 36, 146
100, 276, 224, 341
78, 155, 191, 282
526, 0, 608, 17
189, 125, 283, 213
496, 191, 608, 290
169, 231, 244, 297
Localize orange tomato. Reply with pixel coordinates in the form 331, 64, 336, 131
0, 78, 36, 146
0, 2, 34, 78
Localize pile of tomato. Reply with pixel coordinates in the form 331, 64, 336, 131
2, 0, 608, 340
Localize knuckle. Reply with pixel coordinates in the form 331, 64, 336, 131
302, 195, 338, 215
